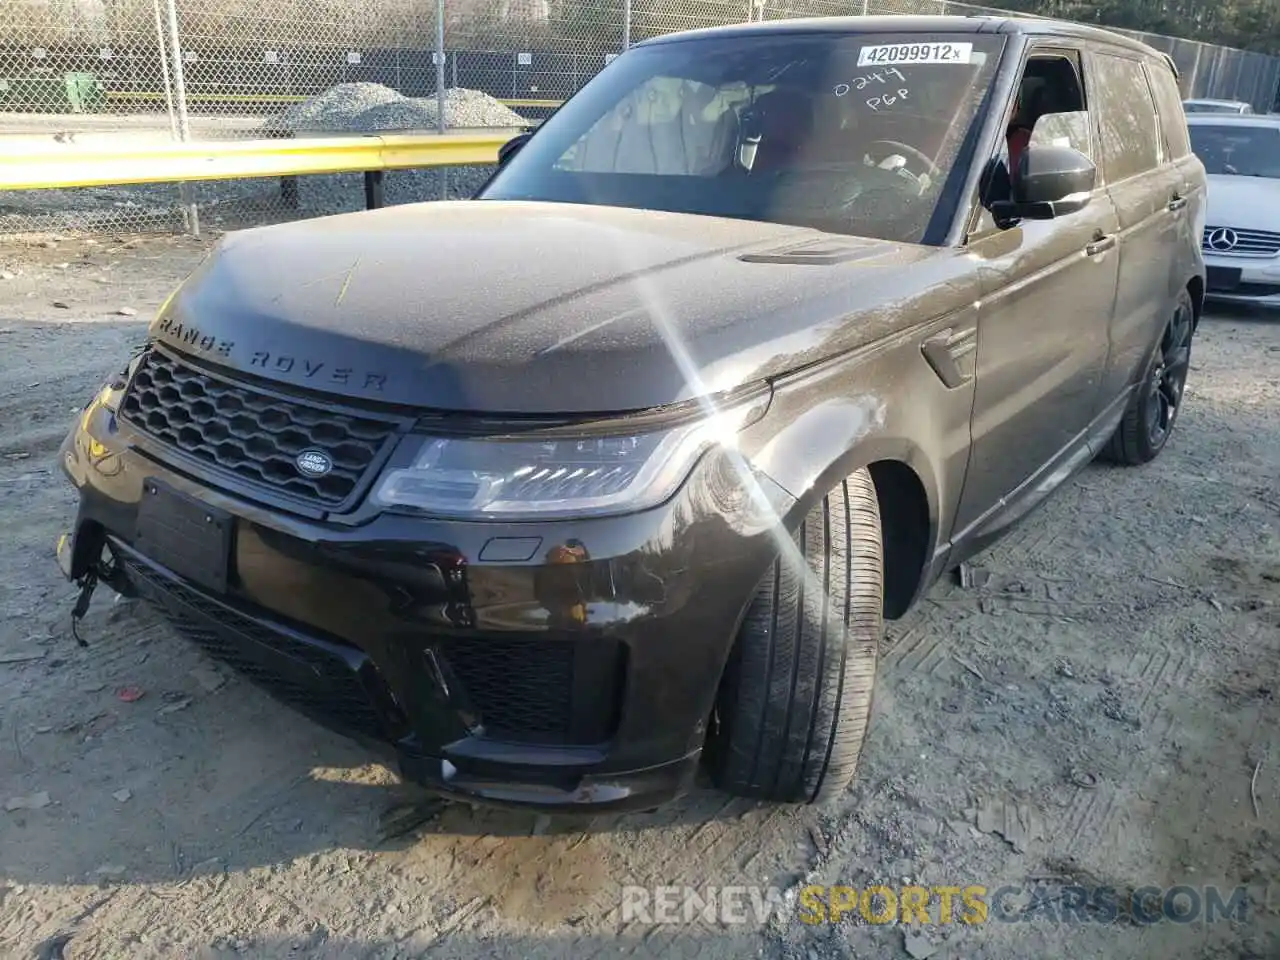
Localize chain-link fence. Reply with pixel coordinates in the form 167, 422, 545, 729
3, 0, 1279, 235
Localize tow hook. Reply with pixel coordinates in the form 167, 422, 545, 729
58, 532, 129, 648
69, 569, 98, 648
55, 532, 94, 647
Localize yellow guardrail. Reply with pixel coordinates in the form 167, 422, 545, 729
500, 98, 565, 108
0, 132, 513, 191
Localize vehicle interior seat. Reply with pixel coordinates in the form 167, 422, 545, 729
572, 86, 698, 174
697, 100, 743, 175
748, 88, 817, 173
1007, 58, 1086, 175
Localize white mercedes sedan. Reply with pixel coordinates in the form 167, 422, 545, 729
1188, 113, 1280, 308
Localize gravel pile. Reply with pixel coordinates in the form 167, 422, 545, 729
430, 88, 528, 129
351, 98, 444, 132
268, 84, 527, 134
270, 82, 403, 134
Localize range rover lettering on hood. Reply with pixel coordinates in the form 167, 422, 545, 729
156, 315, 234, 359
155, 317, 391, 391
248, 350, 388, 392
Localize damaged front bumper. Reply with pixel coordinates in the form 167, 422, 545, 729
55, 378, 793, 814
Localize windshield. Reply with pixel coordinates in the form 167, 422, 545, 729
479, 32, 1007, 245
1189, 124, 1280, 178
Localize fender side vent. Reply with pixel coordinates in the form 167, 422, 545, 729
739, 240, 892, 266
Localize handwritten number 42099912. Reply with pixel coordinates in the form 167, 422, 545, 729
834, 66, 910, 111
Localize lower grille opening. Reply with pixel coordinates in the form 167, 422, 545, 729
118, 547, 400, 741
114, 540, 626, 751
1232, 282, 1280, 298
434, 635, 626, 747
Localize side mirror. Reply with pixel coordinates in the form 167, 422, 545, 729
990, 145, 1096, 225
497, 132, 533, 167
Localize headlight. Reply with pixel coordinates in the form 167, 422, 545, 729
371, 389, 770, 520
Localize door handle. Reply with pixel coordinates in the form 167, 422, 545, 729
1168, 195, 1188, 212
1085, 234, 1116, 256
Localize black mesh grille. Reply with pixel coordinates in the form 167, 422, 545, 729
436, 637, 588, 744
1235, 282, 1280, 297
121, 553, 392, 740
119, 347, 398, 508
435, 634, 624, 747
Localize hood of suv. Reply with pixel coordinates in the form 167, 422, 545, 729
1205, 174, 1280, 233
154, 200, 955, 413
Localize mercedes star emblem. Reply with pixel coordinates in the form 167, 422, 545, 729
1207, 227, 1240, 252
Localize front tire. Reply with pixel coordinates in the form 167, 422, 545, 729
1100, 288, 1195, 466
707, 468, 883, 805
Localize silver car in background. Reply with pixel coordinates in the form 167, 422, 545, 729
1188, 113, 1280, 308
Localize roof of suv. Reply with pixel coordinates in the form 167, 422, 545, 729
634, 14, 1164, 60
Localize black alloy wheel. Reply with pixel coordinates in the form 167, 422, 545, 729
1100, 288, 1196, 466
1146, 293, 1194, 449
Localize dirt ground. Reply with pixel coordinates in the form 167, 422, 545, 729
0, 233, 1277, 960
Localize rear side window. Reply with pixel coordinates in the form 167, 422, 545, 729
1090, 53, 1162, 181
1146, 61, 1192, 159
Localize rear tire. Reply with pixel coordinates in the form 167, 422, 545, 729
708, 468, 883, 805
1100, 288, 1195, 466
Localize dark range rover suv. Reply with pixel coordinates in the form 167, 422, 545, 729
56, 16, 1205, 812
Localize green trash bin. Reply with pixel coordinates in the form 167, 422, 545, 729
64, 72, 105, 113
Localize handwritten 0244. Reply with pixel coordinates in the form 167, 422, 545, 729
833, 66, 906, 98
833, 67, 909, 111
